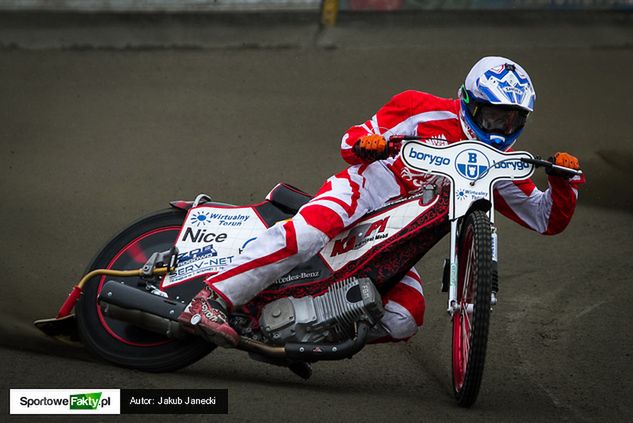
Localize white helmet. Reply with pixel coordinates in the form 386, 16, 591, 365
459, 56, 536, 151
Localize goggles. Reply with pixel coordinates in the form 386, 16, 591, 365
467, 102, 529, 136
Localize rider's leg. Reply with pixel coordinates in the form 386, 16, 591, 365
178, 161, 403, 345
208, 214, 329, 307
369, 268, 425, 343
208, 161, 403, 307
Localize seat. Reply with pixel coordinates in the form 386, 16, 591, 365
265, 183, 313, 214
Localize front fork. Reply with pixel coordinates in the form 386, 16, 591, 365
490, 226, 498, 307
446, 214, 499, 316
448, 219, 459, 316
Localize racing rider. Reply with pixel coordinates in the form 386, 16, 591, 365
178, 56, 585, 347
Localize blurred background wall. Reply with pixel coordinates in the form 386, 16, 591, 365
0, 0, 630, 12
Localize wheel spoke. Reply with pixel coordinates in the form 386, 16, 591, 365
463, 304, 472, 326
462, 237, 476, 302
461, 313, 470, 366
462, 245, 472, 299
461, 246, 474, 313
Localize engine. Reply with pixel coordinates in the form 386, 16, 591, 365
259, 277, 384, 345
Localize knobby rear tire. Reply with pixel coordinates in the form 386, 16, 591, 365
451, 209, 493, 407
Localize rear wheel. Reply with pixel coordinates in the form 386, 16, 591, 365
451, 210, 493, 407
76, 208, 215, 372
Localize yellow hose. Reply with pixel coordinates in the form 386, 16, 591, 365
76, 267, 171, 289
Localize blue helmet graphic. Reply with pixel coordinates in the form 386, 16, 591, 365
459, 57, 536, 151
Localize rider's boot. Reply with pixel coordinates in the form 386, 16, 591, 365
177, 285, 240, 348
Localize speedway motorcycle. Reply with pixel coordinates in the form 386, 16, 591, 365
35, 138, 581, 407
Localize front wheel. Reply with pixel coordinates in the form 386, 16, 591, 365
75, 208, 216, 372
451, 209, 493, 407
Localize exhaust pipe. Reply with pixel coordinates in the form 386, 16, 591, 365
98, 280, 187, 338
100, 303, 186, 339
284, 322, 370, 361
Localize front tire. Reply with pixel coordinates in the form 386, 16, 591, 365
75, 208, 215, 372
451, 210, 493, 407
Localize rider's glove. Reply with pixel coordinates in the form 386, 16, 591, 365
546, 152, 580, 178
353, 134, 388, 162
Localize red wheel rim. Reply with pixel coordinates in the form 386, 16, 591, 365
452, 224, 476, 391
96, 226, 180, 347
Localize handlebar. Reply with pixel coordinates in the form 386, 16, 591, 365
385, 135, 425, 157
387, 135, 583, 178
519, 157, 583, 178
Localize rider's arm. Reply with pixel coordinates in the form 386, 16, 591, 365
493, 173, 585, 235
341, 91, 416, 164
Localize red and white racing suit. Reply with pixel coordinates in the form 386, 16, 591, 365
207, 90, 584, 342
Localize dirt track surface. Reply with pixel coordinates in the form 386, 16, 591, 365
1, 12, 632, 422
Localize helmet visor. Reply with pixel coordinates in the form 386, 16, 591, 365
473, 104, 528, 136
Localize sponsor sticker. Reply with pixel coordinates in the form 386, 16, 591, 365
455, 149, 490, 181
321, 197, 439, 271
181, 228, 228, 244
273, 271, 321, 286
162, 206, 267, 288
171, 255, 235, 282
407, 148, 451, 166
493, 159, 529, 171
189, 210, 251, 227
455, 188, 488, 202
330, 217, 390, 257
